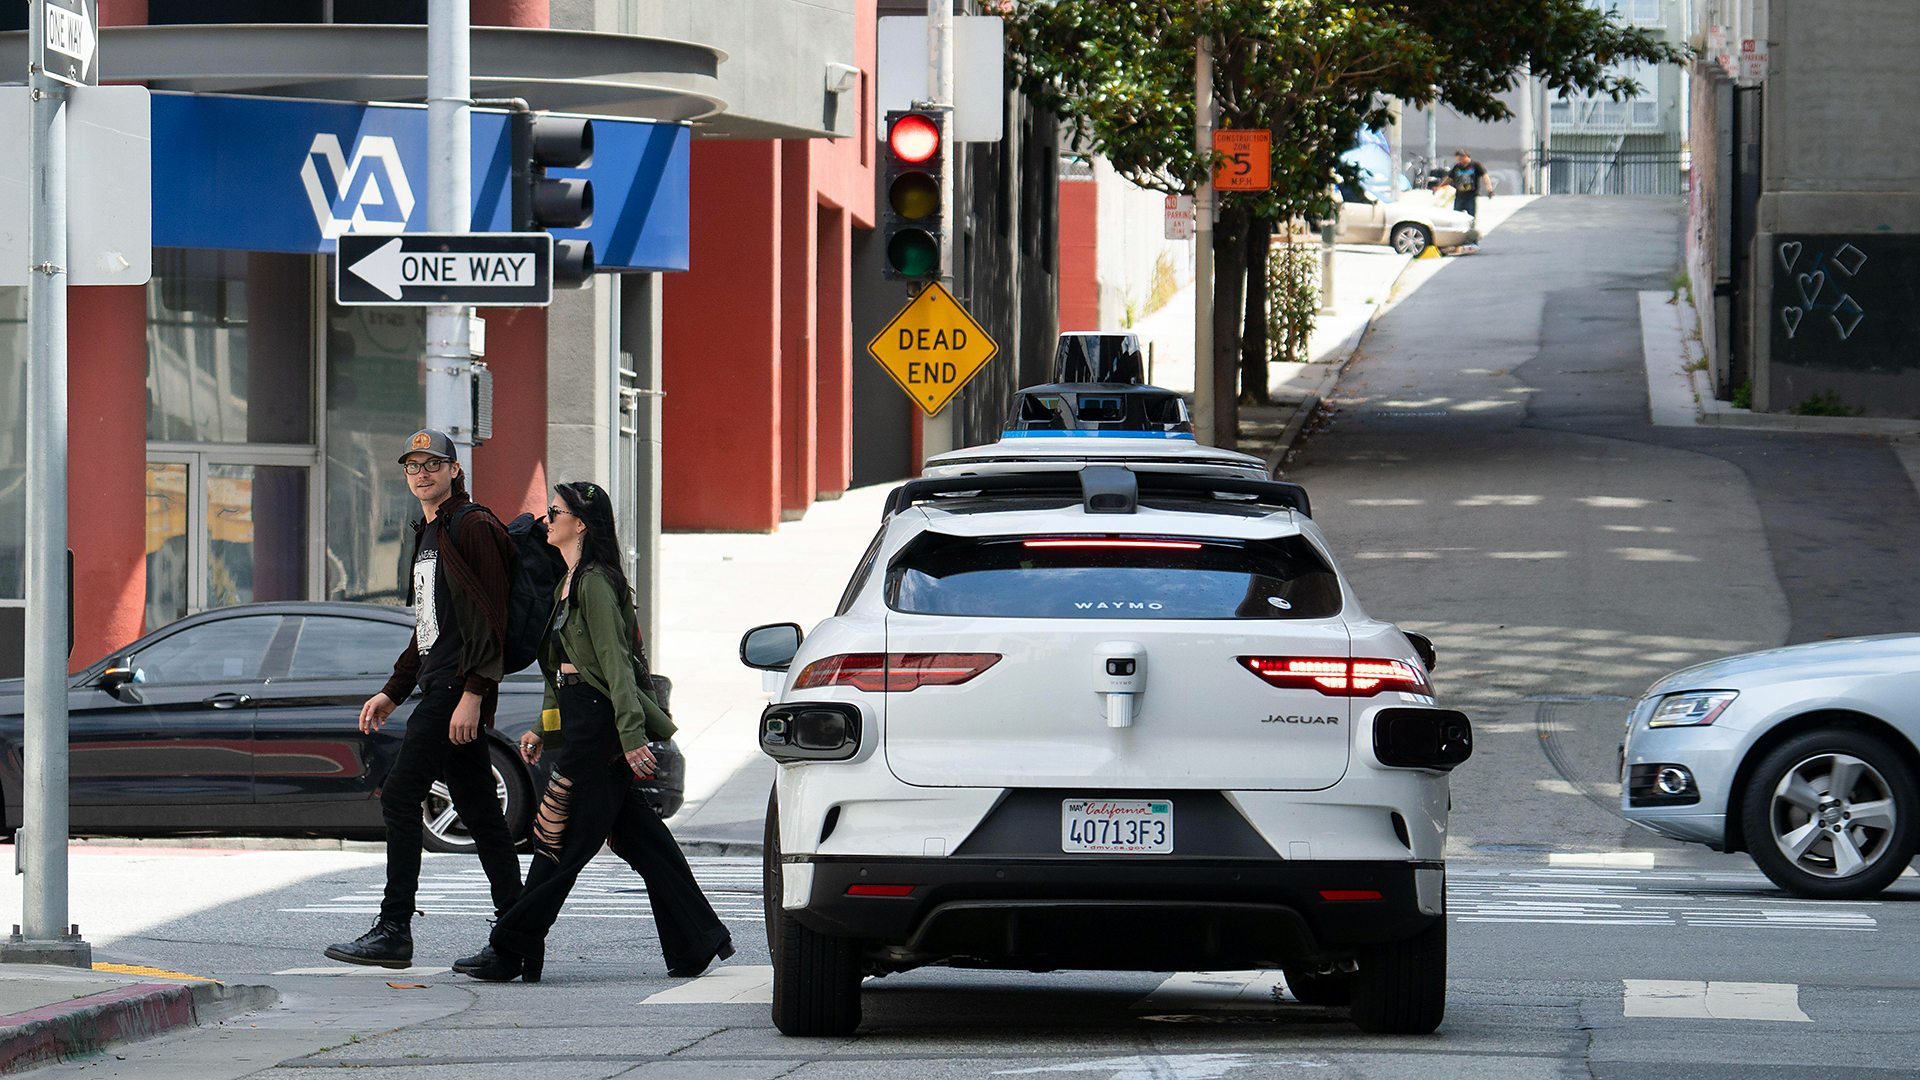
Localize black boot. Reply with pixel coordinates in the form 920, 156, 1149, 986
452, 944, 498, 975
460, 939, 543, 983
324, 918, 413, 969
666, 934, 735, 978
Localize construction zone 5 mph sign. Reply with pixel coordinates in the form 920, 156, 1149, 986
868, 281, 999, 416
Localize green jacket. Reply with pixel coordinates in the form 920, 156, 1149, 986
536, 568, 675, 752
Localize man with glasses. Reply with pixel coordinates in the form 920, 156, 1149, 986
325, 429, 523, 968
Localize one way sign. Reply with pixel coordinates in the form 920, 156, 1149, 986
335, 232, 554, 307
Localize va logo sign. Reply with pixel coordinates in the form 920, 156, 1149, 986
301, 134, 417, 240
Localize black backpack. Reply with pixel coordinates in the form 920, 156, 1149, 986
439, 502, 565, 675
497, 511, 566, 674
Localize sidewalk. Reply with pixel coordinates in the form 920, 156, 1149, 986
0, 963, 272, 1074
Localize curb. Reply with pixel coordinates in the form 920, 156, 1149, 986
0, 980, 277, 1074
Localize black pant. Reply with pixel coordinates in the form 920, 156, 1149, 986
378, 681, 523, 923
1453, 190, 1478, 221
491, 683, 729, 971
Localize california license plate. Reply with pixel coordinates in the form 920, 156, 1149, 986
1061, 799, 1174, 854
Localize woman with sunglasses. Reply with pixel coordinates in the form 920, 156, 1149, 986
454, 480, 733, 982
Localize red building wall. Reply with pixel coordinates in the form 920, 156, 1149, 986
1056, 179, 1100, 332
661, 0, 876, 531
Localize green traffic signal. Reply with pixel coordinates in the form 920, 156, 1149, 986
887, 229, 939, 278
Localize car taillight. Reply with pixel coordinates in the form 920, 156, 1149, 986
793, 652, 1001, 692
1237, 656, 1431, 697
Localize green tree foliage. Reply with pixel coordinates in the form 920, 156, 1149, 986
1008, 0, 1685, 421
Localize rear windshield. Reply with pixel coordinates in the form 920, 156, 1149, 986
887, 533, 1343, 620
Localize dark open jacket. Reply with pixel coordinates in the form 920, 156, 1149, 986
535, 567, 675, 753
379, 493, 514, 726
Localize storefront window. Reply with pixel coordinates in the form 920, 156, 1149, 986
324, 303, 426, 603
147, 250, 314, 445
0, 288, 22, 600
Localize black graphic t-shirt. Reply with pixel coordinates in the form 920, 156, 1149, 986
413, 518, 465, 690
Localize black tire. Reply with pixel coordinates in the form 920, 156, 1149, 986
1740, 728, 1918, 900
765, 789, 862, 1036
1349, 917, 1446, 1034
1389, 222, 1433, 255
1281, 966, 1351, 1007
421, 742, 531, 854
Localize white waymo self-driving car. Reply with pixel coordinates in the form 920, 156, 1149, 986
740, 464, 1472, 1037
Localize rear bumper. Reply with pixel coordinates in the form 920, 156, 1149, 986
791, 855, 1442, 969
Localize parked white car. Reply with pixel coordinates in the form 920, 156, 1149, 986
1622, 635, 1920, 900
1333, 183, 1475, 253
740, 464, 1470, 1037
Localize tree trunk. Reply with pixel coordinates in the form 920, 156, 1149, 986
1211, 203, 1248, 449
1241, 216, 1272, 406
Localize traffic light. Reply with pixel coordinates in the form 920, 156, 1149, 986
512, 111, 596, 285
882, 109, 943, 280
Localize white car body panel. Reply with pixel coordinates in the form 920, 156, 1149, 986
923, 436, 1268, 480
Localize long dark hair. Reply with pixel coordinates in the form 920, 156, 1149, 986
556, 481, 635, 615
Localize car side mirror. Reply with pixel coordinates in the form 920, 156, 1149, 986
98, 656, 140, 693
1404, 631, 1437, 673
740, 623, 804, 671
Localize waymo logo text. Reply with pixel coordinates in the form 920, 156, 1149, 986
301, 134, 416, 240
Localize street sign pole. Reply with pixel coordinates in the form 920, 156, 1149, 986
16, 0, 91, 966
921, 0, 957, 461
1194, 16, 1216, 448
426, 0, 475, 475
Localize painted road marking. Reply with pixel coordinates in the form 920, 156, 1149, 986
1623, 980, 1811, 1022
996, 1054, 1325, 1077
1132, 971, 1285, 1011
641, 965, 773, 1005
273, 965, 451, 977
1548, 851, 1657, 868
92, 962, 213, 982
1451, 869, 1878, 931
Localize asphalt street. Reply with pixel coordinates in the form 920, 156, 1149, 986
18, 196, 1920, 1077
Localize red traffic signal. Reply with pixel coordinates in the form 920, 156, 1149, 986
888, 112, 941, 164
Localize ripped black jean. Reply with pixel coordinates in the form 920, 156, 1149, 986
490, 681, 730, 972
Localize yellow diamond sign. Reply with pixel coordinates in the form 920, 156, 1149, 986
867, 282, 998, 416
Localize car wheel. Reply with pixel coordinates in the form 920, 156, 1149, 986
1740, 729, 1917, 900
1349, 917, 1445, 1034
421, 742, 531, 854
765, 788, 862, 1036
1389, 223, 1433, 255
1281, 965, 1351, 1007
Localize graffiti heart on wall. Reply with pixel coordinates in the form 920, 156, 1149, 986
1778, 242, 1867, 341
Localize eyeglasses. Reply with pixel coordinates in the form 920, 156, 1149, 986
401, 459, 450, 475
547, 505, 576, 520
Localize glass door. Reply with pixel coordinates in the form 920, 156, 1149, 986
145, 451, 314, 626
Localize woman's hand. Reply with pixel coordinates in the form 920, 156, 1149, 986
625, 744, 658, 779
519, 734, 543, 765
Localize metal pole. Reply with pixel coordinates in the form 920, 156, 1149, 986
1425, 108, 1438, 175
1518, 70, 1535, 193
1386, 98, 1402, 201
426, 0, 475, 473
922, 0, 957, 458
1193, 27, 1215, 446
19, 0, 86, 964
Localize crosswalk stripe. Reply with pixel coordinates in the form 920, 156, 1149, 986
640, 965, 774, 1005
1623, 979, 1810, 1022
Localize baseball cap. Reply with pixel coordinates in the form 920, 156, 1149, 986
398, 429, 458, 464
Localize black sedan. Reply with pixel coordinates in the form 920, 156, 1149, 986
0, 602, 683, 852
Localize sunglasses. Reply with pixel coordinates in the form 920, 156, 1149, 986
547, 504, 577, 520
401, 459, 450, 475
